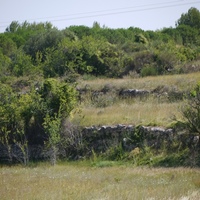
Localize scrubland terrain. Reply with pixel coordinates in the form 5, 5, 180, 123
1, 8, 200, 199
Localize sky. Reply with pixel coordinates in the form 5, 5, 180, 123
0, 0, 200, 33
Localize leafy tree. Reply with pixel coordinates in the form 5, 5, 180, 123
24, 28, 65, 61
176, 25, 200, 46
43, 38, 83, 78
6, 21, 20, 33
92, 21, 101, 29
41, 78, 77, 164
10, 49, 36, 77
5, 21, 54, 48
0, 34, 17, 56
68, 25, 92, 39
43, 36, 108, 78
0, 78, 77, 164
0, 84, 37, 164
43, 113, 61, 165
0, 52, 11, 79
176, 7, 200, 29
161, 27, 183, 45
80, 36, 105, 75
0, 84, 17, 162
155, 50, 178, 73
133, 50, 155, 73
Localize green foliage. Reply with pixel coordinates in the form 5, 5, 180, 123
24, 28, 65, 60
0, 34, 17, 56
141, 64, 158, 77
41, 78, 77, 117
0, 84, 41, 164
104, 144, 126, 161
68, 25, 92, 39
181, 83, 200, 134
2, 8, 200, 79
176, 25, 200, 46
10, 49, 36, 76
135, 33, 148, 44
133, 50, 155, 73
177, 7, 200, 29
0, 52, 11, 79
0, 78, 77, 164
152, 149, 190, 167
43, 114, 61, 165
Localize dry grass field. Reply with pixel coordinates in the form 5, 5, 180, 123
0, 162, 200, 200
78, 101, 181, 127
78, 72, 200, 91
74, 73, 200, 127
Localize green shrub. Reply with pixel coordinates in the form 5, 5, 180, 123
181, 83, 200, 134
104, 144, 127, 161
141, 65, 158, 77
152, 149, 190, 167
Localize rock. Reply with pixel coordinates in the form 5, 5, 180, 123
119, 89, 150, 98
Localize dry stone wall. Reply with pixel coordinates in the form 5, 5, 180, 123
0, 124, 199, 163
81, 125, 174, 153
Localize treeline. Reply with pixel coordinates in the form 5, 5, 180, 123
0, 7, 200, 81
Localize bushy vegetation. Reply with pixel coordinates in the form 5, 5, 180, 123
1, 7, 200, 80
181, 82, 200, 134
0, 7, 200, 165
0, 79, 78, 164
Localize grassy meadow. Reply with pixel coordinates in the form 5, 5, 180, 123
74, 72, 200, 127
0, 162, 200, 200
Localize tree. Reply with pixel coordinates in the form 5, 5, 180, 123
10, 49, 36, 77
41, 78, 78, 164
176, 25, 200, 46
24, 28, 65, 61
43, 113, 61, 165
6, 21, 20, 33
68, 25, 92, 39
176, 7, 200, 29
0, 34, 17, 57
133, 50, 155, 73
0, 84, 40, 164
0, 52, 11, 78
0, 78, 78, 164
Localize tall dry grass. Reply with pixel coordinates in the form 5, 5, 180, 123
78, 72, 200, 91
76, 100, 182, 127
0, 163, 200, 200
74, 73, 200, 127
